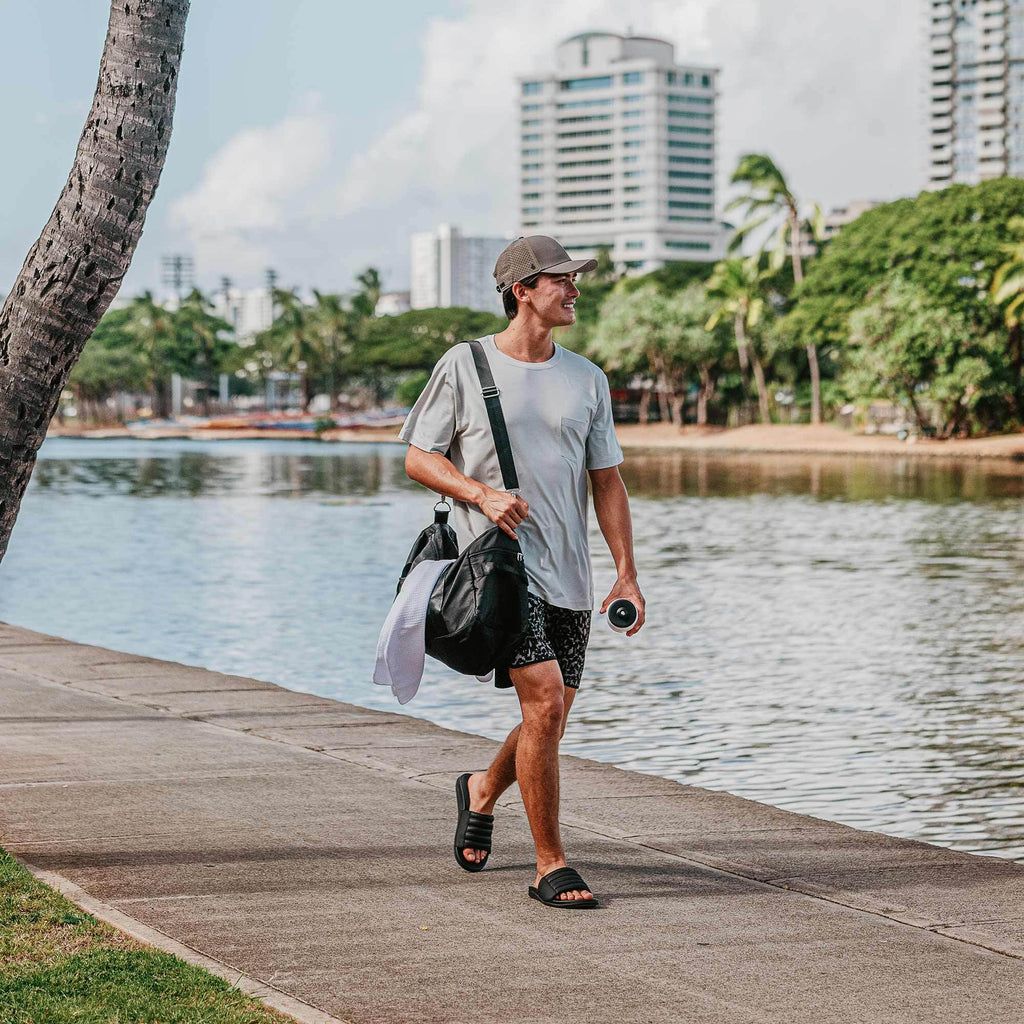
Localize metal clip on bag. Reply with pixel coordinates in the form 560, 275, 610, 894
398, 340, 529, 677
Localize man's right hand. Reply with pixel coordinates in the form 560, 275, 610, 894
478, 487, 529, 540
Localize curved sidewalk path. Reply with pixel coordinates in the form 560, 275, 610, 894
1, 622, 1021, 1024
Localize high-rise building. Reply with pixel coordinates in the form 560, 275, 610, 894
928, 0, 1024, 187
410, 224, 510, 314
516, 32, 727, 272
211, 288, 275, 342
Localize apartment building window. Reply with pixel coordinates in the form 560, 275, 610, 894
522, 206, 542, 215
557, 98, 613, 109
522, 82, 543, 95
557, 203, 614, 212
669, 139, 713, 150
668, 124, 713, 135
522, 148, 541, 156
668, 109, 713, 121
523, 192, 542, 199
625, 260, 645, 269
561, 75, 613, 90
557, 129, 612, 139
623, 170, 645, 178
522, 119, 541, 128
623, 71, 643, 84
625, 240, 645, 249
522, 102, 542, 112
666, 240, 712, 251
557, 159, 612, 168
522, 176, 542, 185
557, 174, 613, 183
668, 155, 713, 165
623, 124, 644, 134
623, 139, 644, 148
668, 93, 714, 106
558, 189, 613, 199
624, 200, 645, 209
557, 144, 612, 154
523, 133, 542, 141
669, 170, 713, 180
701, 73, 712, 87
624, 185, 642, 193
622, 154, 640, 164
669, 201, 713, 210
522, 162, 542, 171
668, 185, 712, 195
557, 114, 613, 125
622, 109, 643, 118
622, 94, 643, 103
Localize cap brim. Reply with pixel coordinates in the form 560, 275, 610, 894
541, 257, 598, 275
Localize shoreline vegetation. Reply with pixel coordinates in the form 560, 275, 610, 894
0, 848, 284, 1023
47, 421, 1024, 461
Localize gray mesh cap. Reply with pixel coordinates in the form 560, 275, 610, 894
493, 235, 598, 293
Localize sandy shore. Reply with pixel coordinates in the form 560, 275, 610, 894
48, 422, 1024, 460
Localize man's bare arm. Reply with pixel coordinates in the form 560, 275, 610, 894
589, 465, 645, 634
404, 445, 529, 540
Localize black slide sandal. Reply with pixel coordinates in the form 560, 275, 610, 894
453, 772, 493, 872
528, 866, 599, 909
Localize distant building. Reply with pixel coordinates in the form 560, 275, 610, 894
516, 32, 728, 273
410, 225, 510, 314
821, 199, 881, 241
927, 0, 1024, 187
375, 290, 412, 316
211, 288, 275, 343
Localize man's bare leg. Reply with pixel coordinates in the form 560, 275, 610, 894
462, 662, 590, 903
461, 683, 576, 860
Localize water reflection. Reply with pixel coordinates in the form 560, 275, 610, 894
3, 437, 1023, 861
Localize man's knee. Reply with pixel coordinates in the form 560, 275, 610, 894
512, 661, 565, 734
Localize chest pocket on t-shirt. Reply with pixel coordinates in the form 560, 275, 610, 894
560, 415, 589, 470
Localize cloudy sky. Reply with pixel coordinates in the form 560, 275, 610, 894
2, 0, 924, 297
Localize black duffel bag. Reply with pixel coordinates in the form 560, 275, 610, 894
398, 339, 528, 677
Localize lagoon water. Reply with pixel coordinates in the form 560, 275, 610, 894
2, 438, 1022, 860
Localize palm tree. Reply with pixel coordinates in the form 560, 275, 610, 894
176, 289, 234, 414
705, 257, 771, 424
258, 289, 320, 410
124, 292, 179, 419
0, 0, 189, 561
728, 153, 825, 424
309, 291, 355, 411
991, 216, 1024, 418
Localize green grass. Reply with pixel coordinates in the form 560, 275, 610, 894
0, 848, 288, 1023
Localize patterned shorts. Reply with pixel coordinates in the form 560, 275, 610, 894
498, 593, 593, 690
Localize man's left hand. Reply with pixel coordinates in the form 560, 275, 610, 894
599, 577, 646, 636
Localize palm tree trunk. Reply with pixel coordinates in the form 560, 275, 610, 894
806, 343, 822, 425
697, 366, 715, 426
790, 211, 822, 424
0, 0, 189, 561
736, 315, 770, 423
733, 313, 750, 374
638, 388, 651, 425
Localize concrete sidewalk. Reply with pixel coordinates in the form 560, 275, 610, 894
0, 622, 1021, 1024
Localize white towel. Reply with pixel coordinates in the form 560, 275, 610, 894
373, 558, 454, 705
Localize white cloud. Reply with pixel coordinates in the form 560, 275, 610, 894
165, 2, 925, 291
170, 97, 331, 278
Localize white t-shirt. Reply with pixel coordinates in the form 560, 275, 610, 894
399, 335, 624, 611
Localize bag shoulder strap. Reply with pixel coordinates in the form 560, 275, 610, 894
466, 339, 519, 491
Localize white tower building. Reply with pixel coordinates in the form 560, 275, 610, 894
928, 0, 1024, 187
410, 225, 511, 315
516, 32, 727, 272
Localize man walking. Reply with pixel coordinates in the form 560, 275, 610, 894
399, 236, 645, 909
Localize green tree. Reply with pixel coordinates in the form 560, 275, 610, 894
308, 291, 356, 410
174, 289, 234, 413
358, 307, 506, 373
705, 257, 772, 423
124, 292, 181, 418
728, 153, 825, 422
845, 276, 1002, 438
782, 178, 1024, 433
990, 215, 1024, 418
257, 288, 319, 410
68, 307, 148, 421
